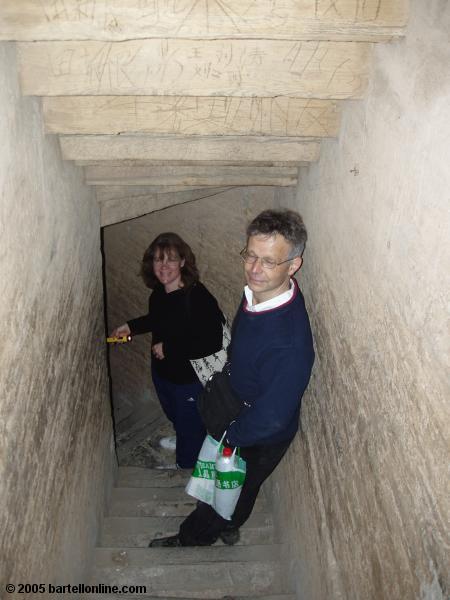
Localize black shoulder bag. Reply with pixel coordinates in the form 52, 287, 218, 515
197, 366, 244, 440
197, 299, 246, 439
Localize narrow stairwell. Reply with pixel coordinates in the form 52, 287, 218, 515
86, 467, 295, 599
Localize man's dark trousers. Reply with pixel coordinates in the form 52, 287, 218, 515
179, 435, 294, 546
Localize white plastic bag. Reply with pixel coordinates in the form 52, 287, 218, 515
185, 434, 223, 505
185, 433, 246, 521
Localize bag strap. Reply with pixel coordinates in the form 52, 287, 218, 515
184, 282, 195, 322
185, 283, 226, 326
225, 296, 245, 363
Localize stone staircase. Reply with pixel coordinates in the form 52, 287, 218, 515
86, 466, 294, 600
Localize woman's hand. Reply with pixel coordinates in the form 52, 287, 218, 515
111, 323, 131, 338
152, 342, 165, 360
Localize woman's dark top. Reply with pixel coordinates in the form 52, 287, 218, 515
127, 282, 224, 384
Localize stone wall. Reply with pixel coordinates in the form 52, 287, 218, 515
0, 43, 115, 593
104, 186, 293, 445
271, 2, 450, 598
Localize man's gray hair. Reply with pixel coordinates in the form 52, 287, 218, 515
246, 209, 308, 257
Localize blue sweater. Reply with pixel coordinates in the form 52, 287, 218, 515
227, 281, 315, 447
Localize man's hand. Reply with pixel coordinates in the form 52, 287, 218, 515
111, 323, 131, 338
152, 342, 165, 360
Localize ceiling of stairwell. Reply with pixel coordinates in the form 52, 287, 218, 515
1, 1, 407, 226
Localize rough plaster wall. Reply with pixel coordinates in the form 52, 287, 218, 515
271, 2, 450, 599
104, 187, 284, 444
0, 43, 115, 593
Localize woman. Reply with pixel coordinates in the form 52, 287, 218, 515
112, 232, 224, 469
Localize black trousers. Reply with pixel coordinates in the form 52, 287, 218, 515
179, 435, 294, 546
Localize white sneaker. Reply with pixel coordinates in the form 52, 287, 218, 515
159, 436, 176, 451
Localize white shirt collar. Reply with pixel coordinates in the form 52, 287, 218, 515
244, 279, 296, 313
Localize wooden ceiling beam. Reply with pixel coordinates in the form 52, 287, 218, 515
97, 186, 230, 203
1, 0, 407, 42
43, 96, 340, 137
18, 40, 370, 99
98, 185, 224, 194
60, 135, 320, 163
85, 165, 298, 187
76, 160, 310, 167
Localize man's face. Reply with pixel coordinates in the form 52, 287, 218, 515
244, 234, 302, 304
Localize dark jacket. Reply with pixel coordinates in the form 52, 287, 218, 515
227, 280, 315, 447
128, 282, 224, 384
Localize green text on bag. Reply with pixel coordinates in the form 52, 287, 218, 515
192, 460, 215, 480
214, 470, 246, 490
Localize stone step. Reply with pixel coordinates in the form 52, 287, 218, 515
117, 467, 191, 488
109, 486, 197, 517
109, 487, 266, 517
89, 545, 289, 598
100, 512, 274, 547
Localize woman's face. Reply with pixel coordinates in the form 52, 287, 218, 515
153, 247, 185, 291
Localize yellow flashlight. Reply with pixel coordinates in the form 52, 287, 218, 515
106, 335, 132, 344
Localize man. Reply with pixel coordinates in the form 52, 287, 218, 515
150, 208, 315, 546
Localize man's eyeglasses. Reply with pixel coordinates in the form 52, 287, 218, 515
240, 248, 294, 270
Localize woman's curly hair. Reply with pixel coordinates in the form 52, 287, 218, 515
140, 232, 199, 289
